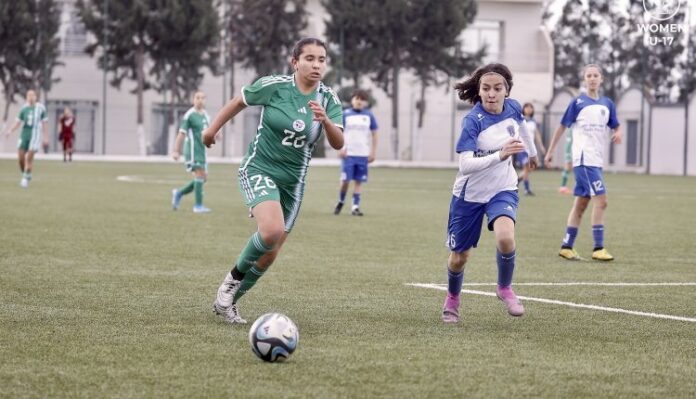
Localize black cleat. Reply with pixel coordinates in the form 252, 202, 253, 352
351, 208, 364, 216
334, 202, 344, 215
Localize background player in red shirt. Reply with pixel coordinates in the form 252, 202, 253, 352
58, 107, 75, 162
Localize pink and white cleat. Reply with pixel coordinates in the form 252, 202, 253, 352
442, 293, 461, 323
558, 186, 571, 195
496, 286, 524, 317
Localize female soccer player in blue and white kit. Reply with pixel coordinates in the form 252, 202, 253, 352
442, 63, 538, 322
545, 64, 622, 262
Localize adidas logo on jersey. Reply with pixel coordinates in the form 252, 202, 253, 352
477, 113, 484, 120
298, 107, 307, 114
576, 98, 584, 105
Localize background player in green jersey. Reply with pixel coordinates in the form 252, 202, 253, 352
558, 128, 573, 194
202, 38, 344, 324
4, 90, 48, 188
171, 91, 212, 213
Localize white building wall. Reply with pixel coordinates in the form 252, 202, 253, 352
649, 106, 685, 175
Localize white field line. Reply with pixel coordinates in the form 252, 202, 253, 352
420, 282, 696, 287
117, 175, 190, 185
407, 283, 696, 323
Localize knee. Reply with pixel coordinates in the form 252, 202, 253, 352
258, 226, 284, 247
448, 251, 469, 271
596, 197, 608, 210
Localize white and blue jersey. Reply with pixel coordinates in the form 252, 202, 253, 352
342, 108, 378, 157
561, 94, 619, 168
452, 98, 525, 203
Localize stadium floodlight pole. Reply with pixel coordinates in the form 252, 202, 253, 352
101, 0, 108, 155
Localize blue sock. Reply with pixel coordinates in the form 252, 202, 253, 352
496, 249, 516, 288
352, 193, 361, 208
523, 179, 530, 192
562, 226, 578, 248
592, 225, 604, 250
339, 190, 347, 203
447, 268, 464, 296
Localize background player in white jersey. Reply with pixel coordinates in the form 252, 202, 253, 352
202, 38, 344, 324
545, 64, 622, 261
3, 90, 48, 188
442, 63, 538, 323
333, 89, 378, 216
515, 102, 546, 196
171, 91, 212, 213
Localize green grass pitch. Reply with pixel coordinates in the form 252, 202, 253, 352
1, 159, 695, 398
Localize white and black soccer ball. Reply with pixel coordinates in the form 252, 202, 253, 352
248, 313, 299, 362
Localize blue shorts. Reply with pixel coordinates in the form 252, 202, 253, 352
341, 156, 369, 183
574, 166, 606, 197
446, 190, 519, 253
514, 151, 529, 167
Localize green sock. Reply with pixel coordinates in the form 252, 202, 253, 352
179, 180, 195, 195
561, 170, 568, 187
24, 171, 32, 180
236, 232, 272, 274
233, 266, 266, 302
194, 178, 204, 206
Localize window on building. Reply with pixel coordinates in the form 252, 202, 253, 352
460, 20, 502, 64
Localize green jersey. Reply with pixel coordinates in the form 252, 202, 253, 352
240, 75, 343, 185
179, 107, 210, 168
17, 103, 47, 151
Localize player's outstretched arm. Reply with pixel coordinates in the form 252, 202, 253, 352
202, 96, 246, 147
4, 120, 21, 136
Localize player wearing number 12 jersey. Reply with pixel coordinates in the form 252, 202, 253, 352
202, 38, 344, 324
545, 64, 622, 262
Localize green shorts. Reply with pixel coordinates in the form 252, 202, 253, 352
185, 160, 207, 173
17, 131, 40, 152
238, 166, 305, 232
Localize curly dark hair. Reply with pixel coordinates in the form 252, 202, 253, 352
454, 63, 514, 105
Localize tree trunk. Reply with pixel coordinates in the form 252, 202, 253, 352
136, 42, 146, 155
391, 61, 400, 160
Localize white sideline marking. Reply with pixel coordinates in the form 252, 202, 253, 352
419, 282, 696, 287
117, 175, 187, 185
408, 283, 696, 323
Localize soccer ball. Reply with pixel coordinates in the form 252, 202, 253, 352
248, 313, 299, 362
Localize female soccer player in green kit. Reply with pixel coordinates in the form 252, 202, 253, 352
4, 90, 48, 188
171, 91, 212, 213
203, 38, 345, 324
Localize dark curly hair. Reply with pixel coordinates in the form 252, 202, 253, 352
454, 63, 514, 105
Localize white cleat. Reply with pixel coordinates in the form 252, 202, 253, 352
225, 303, 247, 324
213, 272, 242, 315
20, 178, 29, 188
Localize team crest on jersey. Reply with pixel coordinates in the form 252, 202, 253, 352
507, 125, 516, 137
600, 109, 606, 116
293, 119, 305, 132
